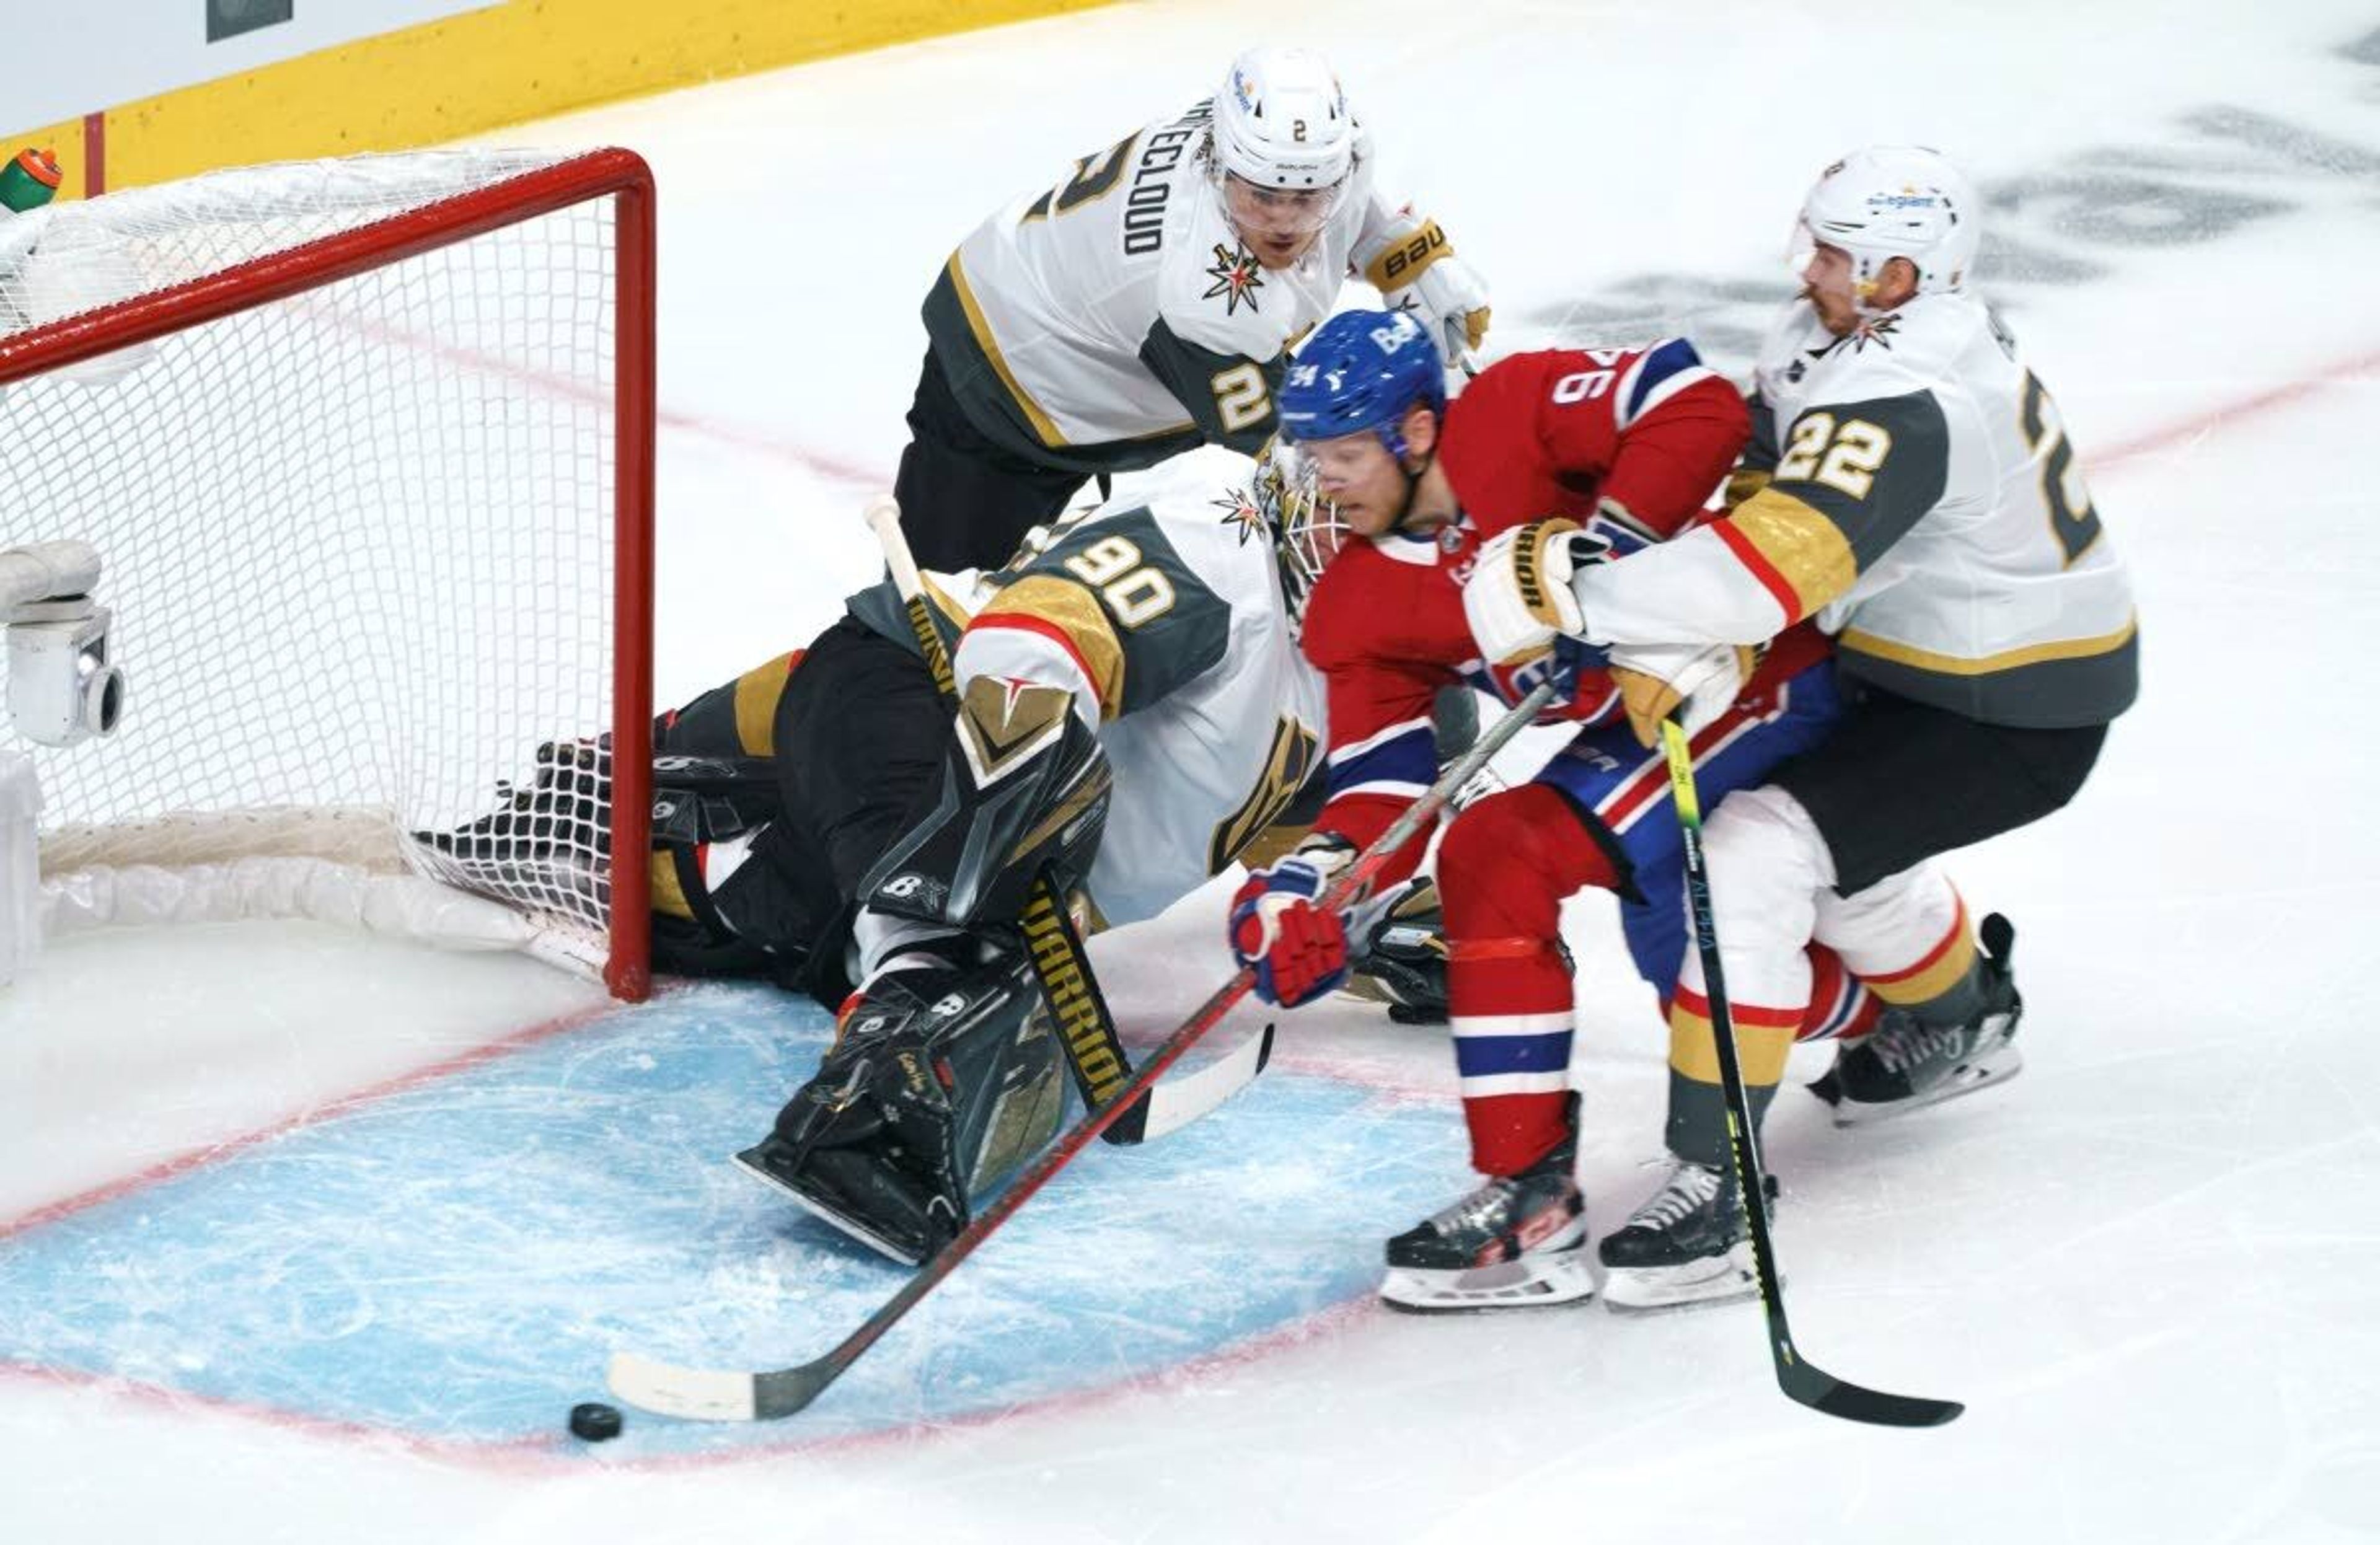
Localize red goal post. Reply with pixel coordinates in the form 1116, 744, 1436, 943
0, 149, 656, 998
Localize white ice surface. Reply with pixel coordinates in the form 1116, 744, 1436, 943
6, 1, 2380, 1541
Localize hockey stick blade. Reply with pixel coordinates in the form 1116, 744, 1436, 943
1659, 716, 1963, 1428
1781, 1361, 1963, 1428
1105, 1022, 1276, 1145
608, 1023, 1284, 1422
607, 1349, 832, 1423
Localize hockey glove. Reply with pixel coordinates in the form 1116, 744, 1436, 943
1484, 635, 1612, 721
1384, 252, 1491, 369
1461, 519, 1608, 675
1228, 835, 1357, 1008
1609, 641, 1758, 747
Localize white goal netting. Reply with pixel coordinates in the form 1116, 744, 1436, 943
0, 149, 653, 993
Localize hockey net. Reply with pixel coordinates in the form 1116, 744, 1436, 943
0, 148, 654, 998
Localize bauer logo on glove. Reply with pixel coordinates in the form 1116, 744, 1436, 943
1461, 519, 1610, 669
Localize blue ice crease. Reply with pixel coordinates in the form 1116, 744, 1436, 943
0, 982, 1465, 1455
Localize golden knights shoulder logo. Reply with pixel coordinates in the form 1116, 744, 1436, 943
1203, 241, 1265, 315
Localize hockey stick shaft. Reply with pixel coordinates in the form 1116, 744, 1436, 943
1659, 716, 1961, 1428
609, 676, 1551, 1420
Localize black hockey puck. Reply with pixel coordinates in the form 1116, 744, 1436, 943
568, 1401, 624, 1442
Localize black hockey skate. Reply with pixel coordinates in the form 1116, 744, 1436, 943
1811, 912, 2023, 1127
416, 736, 613, 910
1597, 1155, 1778, 1311
1380, 1098, 1592, 1313
420, 736, 612, 860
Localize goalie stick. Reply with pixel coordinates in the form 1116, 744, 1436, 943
604, 676, 1556, 1422
1659, 715, 1963, 1429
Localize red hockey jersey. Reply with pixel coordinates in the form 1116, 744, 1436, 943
1298, 340, 1825, 880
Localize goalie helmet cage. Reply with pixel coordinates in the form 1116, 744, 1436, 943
0, 148, 656, 999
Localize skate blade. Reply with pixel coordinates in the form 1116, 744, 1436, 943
731, 1145, 927, 1266
1831, 1046, 2024, 1129
1600, 1241, 1761, 1312
1378, 1251, 1597, 1314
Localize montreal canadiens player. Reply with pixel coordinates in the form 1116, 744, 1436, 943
1461, 147, 2138, 1300
1227, 309, 1880, 1311
895, 44, 1489, 573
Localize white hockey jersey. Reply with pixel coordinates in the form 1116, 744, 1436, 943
922, 98, 1452, 470
848, 449, 1328, 925
1572, 293, 2138, 729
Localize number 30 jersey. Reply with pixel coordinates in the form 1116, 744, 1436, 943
923, 97, 1458, 473
848, 449, 1328, 925
1571, 293, 2139, 729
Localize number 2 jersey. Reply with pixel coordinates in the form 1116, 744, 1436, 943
925, 97, 1463, 472
1297, 342, 1828, 875
1571, 293, 2139, 728
847, 449, 1328, 925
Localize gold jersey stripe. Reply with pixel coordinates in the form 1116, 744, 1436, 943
981, 573, 1127, 716
1867, 927, 1980, 1008
1722, 465, 1773, 513
1667, 1003, 1797, 1086
947, 252, 1068, 449
648, 848, 696, 922
1840, 612, 2140, 677
1729, 486, 1859, 620
731, 650, 799, 757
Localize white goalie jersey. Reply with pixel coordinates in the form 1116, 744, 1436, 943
848, 450, 1327, 925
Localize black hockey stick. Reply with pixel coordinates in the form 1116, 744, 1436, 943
606, 677, 1555, 1421
1659, 715, 1962, 1428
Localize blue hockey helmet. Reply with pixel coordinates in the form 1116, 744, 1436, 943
1278, 308, 1446, 460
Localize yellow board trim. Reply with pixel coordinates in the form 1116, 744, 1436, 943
20, 0, 1120, 195
947, 253, 1069, 450
1728, 486, 1859, 620
1841, 613, 2138, 678
976, 574, 1126, 716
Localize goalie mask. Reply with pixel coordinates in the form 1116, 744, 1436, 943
1252, 439, 1348, 622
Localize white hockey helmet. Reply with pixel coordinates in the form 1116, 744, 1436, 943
1791, 146, 1981, 299
1210, 46, 1356, 195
